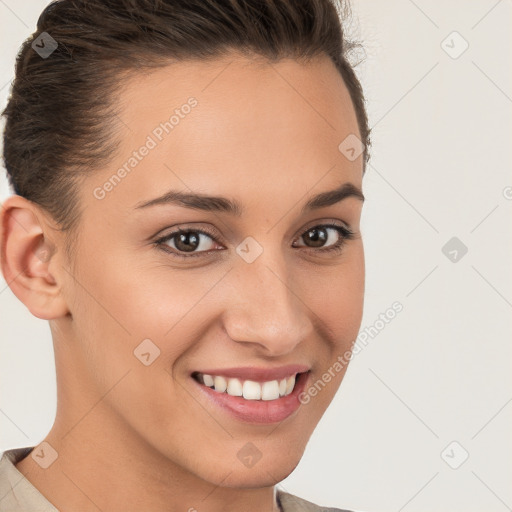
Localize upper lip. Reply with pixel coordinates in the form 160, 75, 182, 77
192, 364, 310, 382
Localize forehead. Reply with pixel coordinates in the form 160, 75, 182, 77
85, 53, 362, 214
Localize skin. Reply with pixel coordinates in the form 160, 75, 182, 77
0, 52, 365, 512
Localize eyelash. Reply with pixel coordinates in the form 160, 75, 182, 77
153, 222, 355, 260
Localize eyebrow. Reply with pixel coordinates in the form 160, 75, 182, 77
133, 181, 364, 215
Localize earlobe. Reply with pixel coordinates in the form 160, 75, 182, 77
0, 195, 70, 320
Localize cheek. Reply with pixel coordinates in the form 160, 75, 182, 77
302, 242, 365, 342
64, 254, 193, 431
298, 244, 364, 404
69, 250, 222, 384
328, 266, 364, 341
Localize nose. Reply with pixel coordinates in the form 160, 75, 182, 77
221, 254, 314, 356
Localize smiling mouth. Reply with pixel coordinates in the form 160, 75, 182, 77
191, 371, 307, 401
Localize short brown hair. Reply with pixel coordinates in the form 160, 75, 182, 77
2, 0, 370, 244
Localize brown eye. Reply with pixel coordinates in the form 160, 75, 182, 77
173, 231, 202, 252
294, 224, 353, 252
302, 227, 329, 248
155, 228, 221, 258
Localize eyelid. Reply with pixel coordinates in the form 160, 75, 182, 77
300, 218, 352, 233
153, 224, 222, 244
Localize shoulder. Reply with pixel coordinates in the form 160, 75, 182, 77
276, 488, 355, 512
0, 446, 58, 512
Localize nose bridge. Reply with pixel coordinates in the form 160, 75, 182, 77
223, 250, 312, 354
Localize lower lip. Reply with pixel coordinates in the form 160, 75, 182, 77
192, 372, 310, 424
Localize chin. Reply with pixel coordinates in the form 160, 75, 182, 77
199, 451, 303, 489
221, 465, 296, 489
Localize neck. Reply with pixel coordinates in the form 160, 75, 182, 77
15, 413, 280, 512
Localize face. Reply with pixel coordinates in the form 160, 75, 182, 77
52, 52, 365, 487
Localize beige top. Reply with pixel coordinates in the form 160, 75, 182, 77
0, 447, 351, 512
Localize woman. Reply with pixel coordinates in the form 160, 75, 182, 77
0, 0, 370, 510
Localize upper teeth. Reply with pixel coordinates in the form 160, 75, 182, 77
198, 373, 297, 401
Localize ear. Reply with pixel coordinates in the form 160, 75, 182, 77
0, 195, 70, 320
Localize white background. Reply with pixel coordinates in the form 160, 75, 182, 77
1, 1, 511, 511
